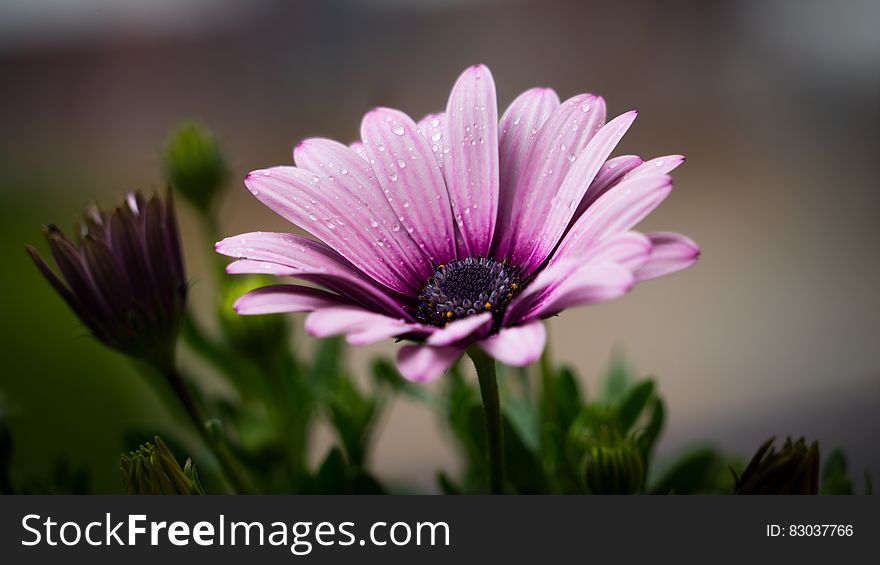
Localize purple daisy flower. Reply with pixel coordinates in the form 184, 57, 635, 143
217, 65, 699, 383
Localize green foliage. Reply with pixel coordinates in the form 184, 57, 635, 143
820, 449, 854, 495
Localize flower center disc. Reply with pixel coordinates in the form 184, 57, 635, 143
416, 257, 523, 328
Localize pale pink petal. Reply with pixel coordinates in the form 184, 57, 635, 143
293, 138, 434, 281
426, 312, 492, 346
634, 232, 700, 281
569, 155, 643, 226
576, 154, 684, 221
305, 305, 421, 345
225, 259, 299, 277
216, 231, 411, 319
443, 64, 500, 257
479, 321, 546, 366
495, 94, 608, 262
361, 107, 457, 266
397, 344, 463, 382
554, 173, 673, 263
349, 141, 369, 161
525, 262, 634, 320
233, 284, 345, 315
416, 112, 447, 169
505, 231, 650, 325
517, 111, 639, 273
244, 166, 424, 295
494, 87, 560, 252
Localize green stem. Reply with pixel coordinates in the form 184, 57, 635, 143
163, 365, 254, 494
467, 347, 504, 494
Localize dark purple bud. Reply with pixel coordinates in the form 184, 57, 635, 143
27, 191, 188, 369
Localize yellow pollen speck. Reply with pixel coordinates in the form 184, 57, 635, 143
510, 283, 519, 290
446, 311, 453, 318
484, 302, 492, 310
507, 293, 513, 299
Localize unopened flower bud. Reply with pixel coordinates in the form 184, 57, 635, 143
163, 122, 227, 212
583, 439, 645, 495
735, 436, 819, 495
120, 436, 204, 495
27, 191, 187, 369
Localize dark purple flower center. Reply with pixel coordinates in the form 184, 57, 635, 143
415, 257, 523, 328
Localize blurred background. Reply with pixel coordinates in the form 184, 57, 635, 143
1, 0, 878, 492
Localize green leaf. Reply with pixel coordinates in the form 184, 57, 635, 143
617, 379, 655, 433
650, 447, 729, 494
503, 393, 540, 453
371, 358, 436, 406
437, 472, 461, 495
820, 448, 854, 495
314, 447, 347, 493
325, 375, 378, 468
556, 366, 582, 431
636, 397, 665, 464
309, 336, 345, 386
601, 351, 632, 403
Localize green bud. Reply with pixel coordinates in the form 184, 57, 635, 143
120, 436, 204, 495
163, 122, 227, 212
219, 275, 289, 362
583, 439, 645, 494
735, 436, 819, 495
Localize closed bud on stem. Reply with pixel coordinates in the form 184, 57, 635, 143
27, 191, 187, 370
163, 122, 227, 212
583, 438, 645, 495
735, 436, 820, 495
120, 436, 204, 495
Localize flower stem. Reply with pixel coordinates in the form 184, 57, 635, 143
467, 347, 504, 494
163, 365, 254, 494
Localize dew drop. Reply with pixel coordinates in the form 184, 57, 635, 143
431, 131, 442, 141
391, 124, 405, 136
340, 168, 349, 175
398, 159, 407, 168
389, 172, 398, 182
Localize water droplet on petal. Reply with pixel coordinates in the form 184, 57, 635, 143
398, 159, 407, 168
391, 124, 405, 136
